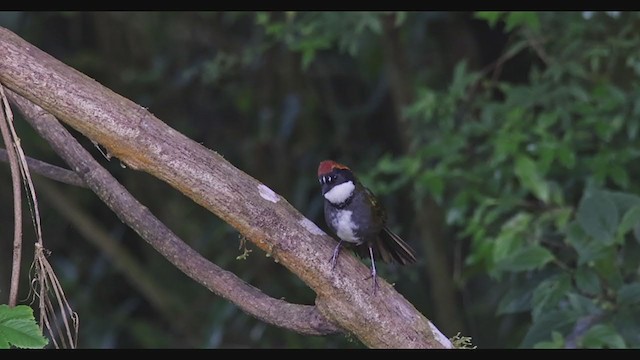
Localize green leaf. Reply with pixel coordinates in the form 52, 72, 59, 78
521, 309, 577, 348
255, 12, 270, 26
474, 11, 504, 28
610, 307, 640, 348
394, 11, 407, 26
575, 267, 601, 296
301, 49, 316, 70
618, 205, 640, 239
593, 251, 624, 290
576, 190, 619, 244
493, 212, 532, 262
610, 164, 630, 189
533, 331, 565, 349
566, 292, 599, 316
0, 305, 48, 349
581, 324, 626, 349
514, 155, 550, 203
556, 143, 576, 169
505, 12, 541, 32
497, 244, 555, 273
549, 207, 572, 229
531, 274, 571, 320
497, 280, 537, 315
605, 190, 640, 214
611, 191, 640, 244
566, 222, 609, 265
617, 283, 640, 307
419, 171, 444, 198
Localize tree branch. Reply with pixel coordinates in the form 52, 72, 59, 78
0, 26, 451, 348
33, 178, 198, 342
0, 147, 86, 188
0, 147, 196, 336
7, 90, 339, 336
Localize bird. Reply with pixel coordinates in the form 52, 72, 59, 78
317, 159, 417, 293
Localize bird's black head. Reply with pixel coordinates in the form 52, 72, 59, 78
317, 160, 357, 205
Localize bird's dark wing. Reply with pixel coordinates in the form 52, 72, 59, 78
363, 185, 387, 224
362, 185, 416, 265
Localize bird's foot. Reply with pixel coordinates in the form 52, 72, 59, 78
363, 270, 379, 295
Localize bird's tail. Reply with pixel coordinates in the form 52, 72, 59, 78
356, 227, 417, 265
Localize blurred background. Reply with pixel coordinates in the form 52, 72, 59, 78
0, 11, 639, 348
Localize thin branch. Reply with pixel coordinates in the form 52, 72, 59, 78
0, 147, 86, 188
0, 84, 22, 307
564, 313, 606, 349
33, 242, 79, 348
0, 147, 198, 340
523, 28, 553, 66
7, 90, 340, 336
1, 85, 45, 247
34, 178, 197, 342
2, 84, 78, 348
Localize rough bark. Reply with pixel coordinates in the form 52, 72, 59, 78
0, 26, 452, 348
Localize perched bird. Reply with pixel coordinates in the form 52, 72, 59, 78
317, 160, 417, 293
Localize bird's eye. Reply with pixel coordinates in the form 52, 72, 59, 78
320, 175, 337, 184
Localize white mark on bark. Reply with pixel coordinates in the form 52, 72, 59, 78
299, 218, 325, 236
258, 184, 279, 203
429, 322, 454, 348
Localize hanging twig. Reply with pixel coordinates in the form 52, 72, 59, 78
0, 84, 22, 307
31, 242, 79, 349
0, 84, 79, 348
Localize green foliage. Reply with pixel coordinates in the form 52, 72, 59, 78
475, 11, 540, 32
255, 11, 404, 69
580, 324, 626, 348
367, 11, 640, 348
0, 305, 49, 349
533, 331, 564, 349
577, 189, 619, 245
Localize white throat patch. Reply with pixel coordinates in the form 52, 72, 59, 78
324, 181, 355, 205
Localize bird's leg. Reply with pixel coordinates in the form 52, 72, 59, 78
329, 240, 343, 270
367, 243, 379, 295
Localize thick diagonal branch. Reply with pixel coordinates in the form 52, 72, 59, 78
8, 91, 339, 336
0, 26, 452, 348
